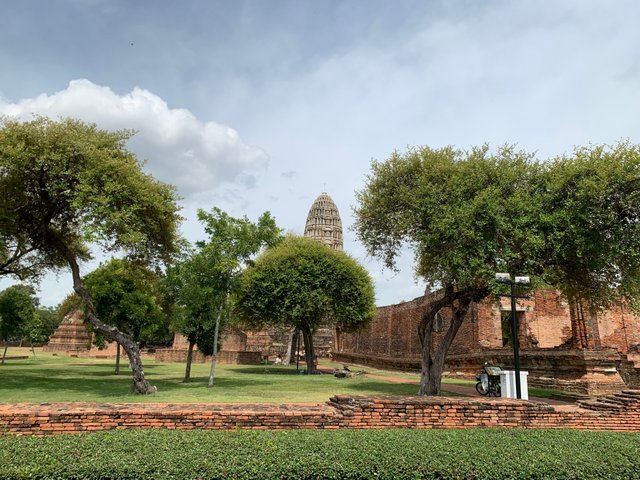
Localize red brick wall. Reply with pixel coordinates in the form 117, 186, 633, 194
3, 396, 640, 435
336, 289, 640, 364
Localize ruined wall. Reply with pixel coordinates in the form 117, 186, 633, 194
334, 289, 640, 378
5, 395, 640, 435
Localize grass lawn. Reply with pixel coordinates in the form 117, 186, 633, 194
0, 347, 429, 403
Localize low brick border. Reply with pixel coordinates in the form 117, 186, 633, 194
2, 396, 639, 435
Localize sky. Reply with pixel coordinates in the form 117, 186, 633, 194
1, 0, 640, 307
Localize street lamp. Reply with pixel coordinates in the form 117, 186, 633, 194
495, 273, 530, 399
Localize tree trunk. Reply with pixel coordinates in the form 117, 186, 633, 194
56, 239, 155, 394
184, 340, 195, 382
1, 345, 7, 365
568, 294, 589, 349
283, 328, 295, 366
31, 342, 36, 359
114, 342, 121, 375
417, 287, 474, 396
301, 327, 316, 374
208, 296, 227, 388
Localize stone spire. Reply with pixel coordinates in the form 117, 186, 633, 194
304, 192, 343, 251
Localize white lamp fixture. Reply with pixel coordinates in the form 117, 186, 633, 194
495, 273, 511, 283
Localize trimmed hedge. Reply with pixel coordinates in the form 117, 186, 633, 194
1, 428, 639, 479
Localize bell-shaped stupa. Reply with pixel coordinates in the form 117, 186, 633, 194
304, 192, 343, 251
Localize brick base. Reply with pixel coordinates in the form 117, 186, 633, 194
2, 395, 640, 435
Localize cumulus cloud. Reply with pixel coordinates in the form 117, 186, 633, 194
0, 79, 268, 197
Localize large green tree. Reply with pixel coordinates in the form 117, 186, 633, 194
540, 142, 640, 347
84, 258, 168, 374
235, 235, 376, 374
0, 117, 181, 393
166, 248, 224, 383
354, 145, 544, 395
0, 284, 37, 363
167, 207, 281, 385
355, 142, 640, 396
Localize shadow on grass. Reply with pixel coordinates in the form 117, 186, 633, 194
226, 365, 303, 375
1, 360, 458, 402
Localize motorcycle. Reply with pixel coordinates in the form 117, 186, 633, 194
475, 363, 502, 397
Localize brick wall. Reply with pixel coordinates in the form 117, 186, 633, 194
336, 289, 640, 366
3, 396, 640, 435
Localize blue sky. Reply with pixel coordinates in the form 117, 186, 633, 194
1, 0, 640, 307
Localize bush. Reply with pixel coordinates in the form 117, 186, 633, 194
1, 428, 639, 479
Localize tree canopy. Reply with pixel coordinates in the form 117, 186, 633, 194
0, 284, 38, 363
0, 284, 36, 341
166, 207, 281, 384
0, 117, 182, 393
83, 258, 169, 373
354, 142, 640, 395
84, 259, 168, 344
235, 235, 376, 374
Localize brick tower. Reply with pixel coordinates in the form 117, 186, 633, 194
304, 192, 343, 251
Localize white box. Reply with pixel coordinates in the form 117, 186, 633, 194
499, 370, 529, 400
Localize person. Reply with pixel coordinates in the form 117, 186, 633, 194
274, 354, 283, 365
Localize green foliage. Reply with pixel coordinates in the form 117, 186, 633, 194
83, 259, 168, 343
541, 142, 640, 311
1, 428, 639, 479
0, 116, 182, 393
354, 142, 640, 394
0, 284, 37, 341
236, 234, 376, 334
355, 145, 543, 291
34, 307, 60, 343
166, 208, 281, 353
0, 116, 181, 278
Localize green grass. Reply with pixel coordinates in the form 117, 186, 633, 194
0, 348, 427, 403
1, 428, 639, 479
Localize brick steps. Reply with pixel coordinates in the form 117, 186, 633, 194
578, 389, 640, 411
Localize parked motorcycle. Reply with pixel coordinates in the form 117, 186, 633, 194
475, 363, 502, 397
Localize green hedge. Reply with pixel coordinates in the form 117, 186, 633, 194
1, 428, 639, 479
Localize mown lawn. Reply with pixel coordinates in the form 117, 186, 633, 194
0, 348, 427, 403
1, 428, 639, 479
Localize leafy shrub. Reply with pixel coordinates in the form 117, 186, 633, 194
1, 428, 639, 479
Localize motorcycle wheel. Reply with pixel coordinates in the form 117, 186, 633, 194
475, 382, 489, 395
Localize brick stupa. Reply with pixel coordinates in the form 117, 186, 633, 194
43, 310, 90, 353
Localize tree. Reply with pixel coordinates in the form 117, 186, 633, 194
354, 145, 544, 395
0, 117, 181, 393
83, 259, 168, 374
0, 284, 37, 363
540, 142, 640, 347
167, 208, 281, 385
35, 306, 61, 343
235, 235, 376, 374
165, 248, 224, 382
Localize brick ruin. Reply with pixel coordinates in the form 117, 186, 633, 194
154, 329, 262, 365
333, 289, 640, 395
42, 310, 91, 354
6, 393, 640, 435
44, 312, 263, 365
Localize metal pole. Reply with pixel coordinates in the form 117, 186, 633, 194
510, 281, 522, 399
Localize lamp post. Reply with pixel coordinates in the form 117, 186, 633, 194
495, 273, 530, 399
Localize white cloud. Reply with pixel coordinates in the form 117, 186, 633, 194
0, 79, 268, 197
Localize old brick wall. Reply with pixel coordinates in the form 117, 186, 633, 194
333, 289, 640, 393
596, 305, 640, 353
336, 289, 640, 365
3, 396, 640, 435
